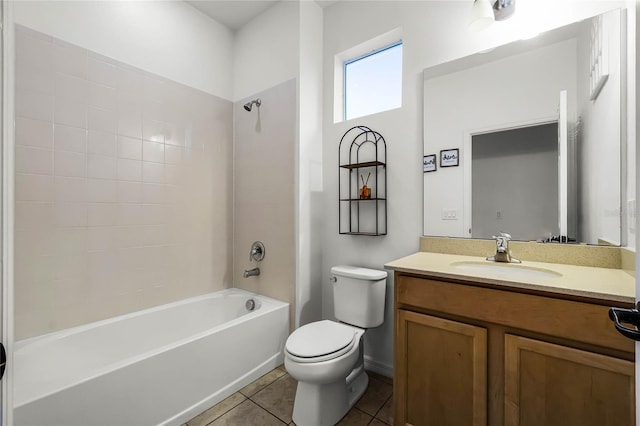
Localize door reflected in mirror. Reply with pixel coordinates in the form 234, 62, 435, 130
423, 8, 625, 246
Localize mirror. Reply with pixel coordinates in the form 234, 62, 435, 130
423, 9, 626, 246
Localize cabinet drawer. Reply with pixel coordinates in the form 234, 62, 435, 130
396, 275, 633, 353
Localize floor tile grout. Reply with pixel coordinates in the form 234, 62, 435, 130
248, 374, 292, 424
202, 397, 246, 426
188, 367, 393, 426
245, 399, 288, 425
371, 392, 393, 425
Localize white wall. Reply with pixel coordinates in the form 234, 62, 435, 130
13, 0, 234, 100
322, 0, 632, 375
233, 80, 297, 328
232, 0, 325, 328
232, 0, 300, 102
297, 1, 324, 327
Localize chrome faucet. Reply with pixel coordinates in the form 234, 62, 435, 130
243, 267, 260, 278
486, 232, 521, 263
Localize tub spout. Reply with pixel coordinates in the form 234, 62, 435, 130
243, 267, 260, 278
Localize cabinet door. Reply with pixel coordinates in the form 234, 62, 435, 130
504, 334, 634, 426
395, 310, 487, 426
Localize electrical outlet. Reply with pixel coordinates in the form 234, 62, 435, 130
441, 209, 457, 220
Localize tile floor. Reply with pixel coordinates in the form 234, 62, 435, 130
185, 365, 393, 426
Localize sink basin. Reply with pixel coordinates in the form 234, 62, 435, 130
450, 261, 562, 279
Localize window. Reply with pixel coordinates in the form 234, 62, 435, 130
344, 41, 403, 121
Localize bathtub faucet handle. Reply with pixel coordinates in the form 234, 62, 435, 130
249, 241, 265, 262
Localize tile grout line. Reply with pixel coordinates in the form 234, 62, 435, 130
248, 374, 292, 425
245, 399, 288, 426
201, 396, 247, 426
371, 392, 393, 425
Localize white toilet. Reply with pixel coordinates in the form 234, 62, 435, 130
284, 265, 387, 426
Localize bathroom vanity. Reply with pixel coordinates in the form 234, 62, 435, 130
387, 248, 635, 426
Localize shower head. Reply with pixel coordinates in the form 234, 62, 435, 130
244, 98, 261, 112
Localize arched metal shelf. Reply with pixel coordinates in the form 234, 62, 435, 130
338, 126, 387, 236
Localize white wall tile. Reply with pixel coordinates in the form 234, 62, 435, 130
88, 58, 117, 88
16, 28, 53, 72
164, 145, 182, 164
54, 227, 87, 254
15, 201, 54, 229
142, 161, 164, 183
142, 183, 164, 204
142, 140, 164, 163
55, 72, 88, 104
54, 41, 87, 79
54, 176, 86, 202
87, 203, 118, 226
54, 150, 85, 177
15, 28, 233, 339
54, 202, 87, 227
88, 130, 116, 157
16, 173, 55, 201
16, 65, 54, 95
117, 180, 142, 203
16, 146, 53, 175
54, 124, 86, 153
88, 106, 116, 133
142, 119, 165, 143
117, 158, 142, 181
16, 117, 53, 149
90, 82, 116, 110
87, 154, 116, 180
87, 178, 117, 203
87, 227, 116, 251
117, 114, 143, 140
117, 203, 144, 226
54, 98, 87, 128
16, 89, 53, 122
117, 135, 142, 160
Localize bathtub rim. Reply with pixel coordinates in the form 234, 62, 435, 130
14, 288, 289, 408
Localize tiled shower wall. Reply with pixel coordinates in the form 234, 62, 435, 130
14, 26, 234, 339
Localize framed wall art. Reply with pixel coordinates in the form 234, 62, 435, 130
440, 148, 459, 167
423, 154, 437, 172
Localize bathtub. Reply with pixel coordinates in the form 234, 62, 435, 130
13, 288, 289, 426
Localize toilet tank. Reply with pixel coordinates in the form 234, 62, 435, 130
331, 265, 387, 328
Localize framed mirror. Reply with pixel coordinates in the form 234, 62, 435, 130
423, 8, 626, 246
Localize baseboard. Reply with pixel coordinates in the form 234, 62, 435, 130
364, 355, 393, 379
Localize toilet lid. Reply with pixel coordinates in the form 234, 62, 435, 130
286, 320, 356, 358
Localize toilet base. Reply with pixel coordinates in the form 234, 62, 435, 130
292, 368, 368, 426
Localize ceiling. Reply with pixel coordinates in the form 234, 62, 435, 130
186, 0, 339, 31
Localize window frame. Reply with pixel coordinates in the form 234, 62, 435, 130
343, 40, 403, 121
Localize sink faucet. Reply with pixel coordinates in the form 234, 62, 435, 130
486, 232, 521, 263
243, 267, 260, 278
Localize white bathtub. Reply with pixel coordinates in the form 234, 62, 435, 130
13, 288, 289, 426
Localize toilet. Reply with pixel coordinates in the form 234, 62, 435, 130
284, 265, 387, 426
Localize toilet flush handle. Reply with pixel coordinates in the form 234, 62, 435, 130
329, 276, 337, 283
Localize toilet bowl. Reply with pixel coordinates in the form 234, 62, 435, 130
285, 320, 367, 426
284, 266, 387, 426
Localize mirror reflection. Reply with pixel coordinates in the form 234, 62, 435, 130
423, 9, 625, 246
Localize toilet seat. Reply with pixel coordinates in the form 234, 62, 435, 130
285, 320, 358, 363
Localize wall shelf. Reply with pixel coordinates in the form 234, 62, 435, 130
338, 126, 387, 236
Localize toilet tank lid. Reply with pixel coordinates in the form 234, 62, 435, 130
331, 265, 387, 281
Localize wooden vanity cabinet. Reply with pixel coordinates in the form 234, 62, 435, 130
393, 272, 635, 426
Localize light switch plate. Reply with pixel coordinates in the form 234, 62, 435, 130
441, 208, 457, 220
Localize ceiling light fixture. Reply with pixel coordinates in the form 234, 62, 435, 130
469, 0, 516, 32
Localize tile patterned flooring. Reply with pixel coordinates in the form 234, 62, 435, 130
185, 365, 393, 426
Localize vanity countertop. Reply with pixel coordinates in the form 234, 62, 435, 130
386, 252, 635, 305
